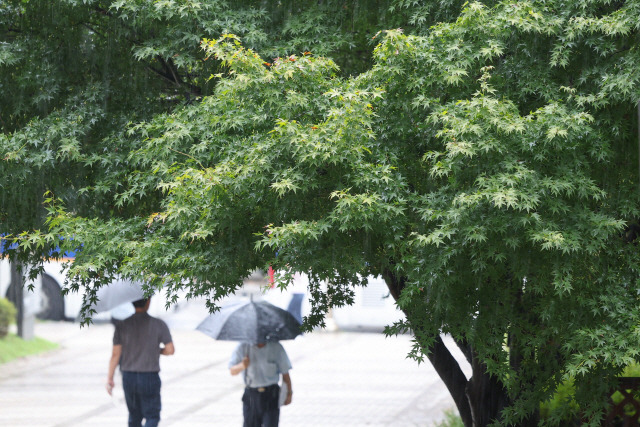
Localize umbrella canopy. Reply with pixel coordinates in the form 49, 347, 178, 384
91, 279, 146, 313
197, 299, 301, 343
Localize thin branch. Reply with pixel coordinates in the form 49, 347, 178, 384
145, 62, 202, 97
168, 147, 205, 169
145, 65, 180, 86
166, 58, 183, 86
157, 56, 182, 86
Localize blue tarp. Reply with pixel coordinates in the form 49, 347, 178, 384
0, 234, 78, 258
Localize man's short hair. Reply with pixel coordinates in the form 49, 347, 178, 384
132, 298, 150, 308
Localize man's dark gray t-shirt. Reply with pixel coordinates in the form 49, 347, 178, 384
113, 312, 172, 372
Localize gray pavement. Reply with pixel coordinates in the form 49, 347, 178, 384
0, 299, 468, 426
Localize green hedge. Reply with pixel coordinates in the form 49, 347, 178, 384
0, 298, 17, 338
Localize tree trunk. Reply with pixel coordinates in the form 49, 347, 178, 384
427, 334, 474, 426
466, 345, 511, 426
9, 262, 24, 337
505, 285, 541, 427
382, 269, 511, 427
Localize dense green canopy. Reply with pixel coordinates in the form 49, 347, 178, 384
2, 0, 640, 425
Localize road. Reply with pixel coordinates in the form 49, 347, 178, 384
0, 299, 468, 426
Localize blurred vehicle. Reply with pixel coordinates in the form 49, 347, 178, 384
331, 276, 404, 331
262, 272, 405, 332
0, 257, 168, 322
0, 256, 91, 321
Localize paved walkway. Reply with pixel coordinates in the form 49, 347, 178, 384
0, 299, 468, 426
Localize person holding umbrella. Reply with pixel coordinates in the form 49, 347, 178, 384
197, 297, 300, 427
106, 297, 174, 427
229, 340, 293, 427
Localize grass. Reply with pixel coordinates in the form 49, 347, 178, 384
435, 409, 464, 427
0, 333, 58, 364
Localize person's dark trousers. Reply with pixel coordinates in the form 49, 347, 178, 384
122, 371, 162, 427
242, 384, 280, 427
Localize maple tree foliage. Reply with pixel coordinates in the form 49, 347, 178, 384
2, 0, 640, 425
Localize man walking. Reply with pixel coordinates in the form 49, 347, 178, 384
229, 341, 293, 427
107, 298, 174, 427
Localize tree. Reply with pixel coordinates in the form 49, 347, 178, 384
3, 1, 640, 425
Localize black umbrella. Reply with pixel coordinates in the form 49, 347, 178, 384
196, 298, 301, 343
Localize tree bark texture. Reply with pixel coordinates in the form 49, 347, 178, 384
466, 344, 510, 426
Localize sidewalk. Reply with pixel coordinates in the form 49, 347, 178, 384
0, 299, 467, 426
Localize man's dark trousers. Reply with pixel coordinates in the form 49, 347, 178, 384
122, 371, 162, 427
242, 384, 280, 427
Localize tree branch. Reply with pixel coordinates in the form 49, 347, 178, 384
145, 64, 179, 87
158, 56, 182, 86
149, 57, 202, 97
455, 337, 473, 366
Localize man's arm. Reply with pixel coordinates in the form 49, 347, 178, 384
282, 372, 292, 405
161, 342, 175, 356
229, 356, 250, 375
106, 344, 122, 395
